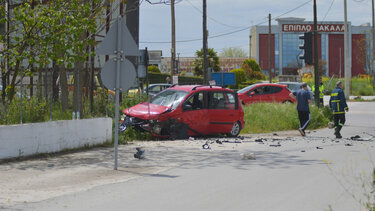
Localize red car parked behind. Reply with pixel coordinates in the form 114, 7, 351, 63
237, 83, 296, 105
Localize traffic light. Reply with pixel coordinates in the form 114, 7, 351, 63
299, 32, 313, 65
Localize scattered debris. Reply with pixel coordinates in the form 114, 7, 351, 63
328, 122, 334, 129
202, 143, 211, 150
241, 152, 256, 160
301, 150, 306, 152
269, 143, 281, 147
316, 147, 323, 149
350, 135, 373, 141
216, 139, 223, 144
134, 147, 146, 159
255, 138, 264, 143
47, 164, 55, 167
189, 137, 195, 141
345, 143, 353, 146
273, 133, 278, 136
350, 135, 361, 140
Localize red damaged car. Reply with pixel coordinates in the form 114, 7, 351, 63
121, 85, 245, 139
237, 83, 296, 105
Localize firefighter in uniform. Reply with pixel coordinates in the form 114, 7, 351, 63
312, 77, 325, 106
329, 81, 349, 138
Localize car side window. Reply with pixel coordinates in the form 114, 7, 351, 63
252, 86, 264, 95
270, 86, 283, 94
183, 92, 204, 111
208, 91, 234, 110
263, 86, 271, 94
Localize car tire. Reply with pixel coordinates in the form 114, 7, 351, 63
228, 121, 241, 137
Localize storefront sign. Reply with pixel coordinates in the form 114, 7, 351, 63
282, 24, 345, 32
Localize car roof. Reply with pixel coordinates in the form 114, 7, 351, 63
253, 83, 287, 87
170, 85, 233, 92
148, 83, 172, 86
277, 82, 302, 85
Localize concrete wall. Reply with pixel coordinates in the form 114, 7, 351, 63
0, 118, 112, 160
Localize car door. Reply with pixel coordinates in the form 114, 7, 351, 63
208, 91, 238, 134
180, 91, 210, 136
245, 85, 264, 103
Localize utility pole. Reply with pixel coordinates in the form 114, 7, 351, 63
372, 0, 375, 86
268, 13, 272, 83
344, 0, 350, 98
203, 0, 208, 84
313, 0, 320, 107
171, 0, 176, 77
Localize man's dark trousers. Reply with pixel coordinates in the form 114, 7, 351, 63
298, 110, 310, 132
334, 113, 345, 134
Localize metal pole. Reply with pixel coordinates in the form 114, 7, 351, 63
344, 0, 350, 98
50, 70, 53, 121
313, 0, 320, 107
249, 35, 252, 59
268, 14, 272, 83
20, 68, 23, 124
203, 0, 208, 84
372, 0, 375, 83
114, 16, 122, 170
339, 48, 342, 78
171, 0, 175, 77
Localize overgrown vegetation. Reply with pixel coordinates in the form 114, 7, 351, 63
241, 103, 332, 134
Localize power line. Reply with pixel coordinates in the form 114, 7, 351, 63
184, 0, 245, 29
321, 0, 335, 23
140, 0, 312, 44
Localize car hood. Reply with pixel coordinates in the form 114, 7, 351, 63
123, 102, 169, 120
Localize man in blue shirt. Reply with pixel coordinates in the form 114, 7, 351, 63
329, 81, 349, 138
289, 82, 312, 136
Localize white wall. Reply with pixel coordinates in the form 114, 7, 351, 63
0, 118, 112, 160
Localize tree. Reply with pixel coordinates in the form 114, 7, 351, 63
193, 48, 220, 76
148, 65, 161, 73
0, 0, 104, 112
241, 59, 265, 80
230, 68, 246, 88
219, 47, 247, 58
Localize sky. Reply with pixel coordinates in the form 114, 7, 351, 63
139, 0, 373, 57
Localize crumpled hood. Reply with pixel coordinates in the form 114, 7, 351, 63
123, 102, 169, 120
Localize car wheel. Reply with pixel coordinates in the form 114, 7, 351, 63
228, 121, 241, 137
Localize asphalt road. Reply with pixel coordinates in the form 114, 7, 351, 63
1, 101, 375, 211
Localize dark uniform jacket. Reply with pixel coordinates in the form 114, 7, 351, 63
329, 86, 348, 114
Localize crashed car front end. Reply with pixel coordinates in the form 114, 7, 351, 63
120, 114, 187, 138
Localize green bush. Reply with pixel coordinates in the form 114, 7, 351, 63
230, 68, 246, 89
147, 65, 161, 73
2, 97, 48, 125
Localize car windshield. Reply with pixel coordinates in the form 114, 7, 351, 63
237, 84, 257, 93
149, 89, 188, 110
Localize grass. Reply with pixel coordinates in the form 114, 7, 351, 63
241, 103, 331, 134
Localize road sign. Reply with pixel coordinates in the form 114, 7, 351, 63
97, 18, 140, 56
100, 58, 136, 91
211, 72, 235, 86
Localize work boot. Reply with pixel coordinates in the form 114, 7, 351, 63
335, 127, 342, 139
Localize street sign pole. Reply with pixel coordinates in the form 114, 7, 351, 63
114, 17, 122, 170
97, 16, 140, 170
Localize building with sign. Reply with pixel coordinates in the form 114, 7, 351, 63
250, 17, 371, 77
